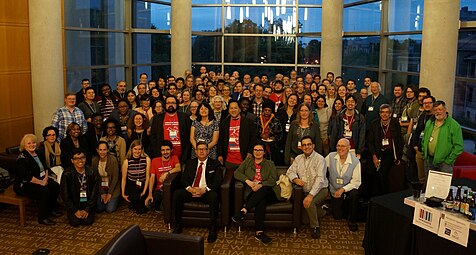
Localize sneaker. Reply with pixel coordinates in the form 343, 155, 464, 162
231, 211, 245, 224
255, 232, 272, 244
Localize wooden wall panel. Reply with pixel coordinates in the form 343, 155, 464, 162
0, 0, 32, 151
0, 0, 29, 25
0, 73, 33, 120
0, 26, 31, 72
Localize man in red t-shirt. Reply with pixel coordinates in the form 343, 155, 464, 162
218, 100, 257, 173
145, 140, 181, 212
150, 95, 191, 162
268, 80, 284, 112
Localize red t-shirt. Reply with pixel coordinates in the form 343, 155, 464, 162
227, 118, 242, 165
269, 93, 283, 111
253, 162, 263, 183
163, 113, 182, 158
150, 155, 180, 190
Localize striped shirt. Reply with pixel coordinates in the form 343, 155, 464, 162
127, 157, 147, 182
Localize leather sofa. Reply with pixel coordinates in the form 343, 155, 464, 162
96, 224, 204, 255
233, 166, 303, 233
162, 167, 233, 231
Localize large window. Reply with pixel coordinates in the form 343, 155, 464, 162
192, 1, 322, 77
64, 0, 126, 92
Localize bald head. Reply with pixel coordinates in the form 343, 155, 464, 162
336, 138, 350, 157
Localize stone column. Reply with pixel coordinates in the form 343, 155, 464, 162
420, 0, 460, 114
171, 0, 192, 77
321, 0, 343, 78
29, 0, 64, 136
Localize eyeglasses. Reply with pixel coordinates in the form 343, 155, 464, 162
73, 156, 86, 161
254, 149, 264, 152
301, 143, 313, 147
45, 134, 56, 137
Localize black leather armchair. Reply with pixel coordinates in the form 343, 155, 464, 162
96, 224, 204, 255
163, 167, 233, 231
233, 166, 303, 233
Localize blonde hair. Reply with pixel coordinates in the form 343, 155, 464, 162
19, 134, 38, 152
126, 139, 148, 159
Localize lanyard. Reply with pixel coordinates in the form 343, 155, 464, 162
381, 121, 390, 136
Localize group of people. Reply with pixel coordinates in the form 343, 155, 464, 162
13, 67, 464, 245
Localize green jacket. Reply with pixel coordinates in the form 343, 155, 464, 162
234, 157, 281, 201
422, 116, 463, 165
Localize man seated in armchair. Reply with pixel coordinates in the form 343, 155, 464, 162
172, 141, 223, 243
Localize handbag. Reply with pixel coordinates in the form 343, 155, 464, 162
49, 166, 64, 184
276, 174, 292, 200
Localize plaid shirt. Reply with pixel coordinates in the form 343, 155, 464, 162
252, 98, 264, 116
391, 96, 407, 118
51, 106, 88, 141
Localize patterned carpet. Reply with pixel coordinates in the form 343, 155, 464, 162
0, 203, 365, 255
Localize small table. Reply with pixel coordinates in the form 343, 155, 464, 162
364, 180, 476, 255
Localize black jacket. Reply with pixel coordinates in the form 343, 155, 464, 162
217, 114, 257, 163
60, 166, 99, 214
368, 118, 403, 161
181, 158, 223, 192
149, 112, 191, 161
13, 151, 49, 192
328, 111, 366, 154
60, 135, 91, 169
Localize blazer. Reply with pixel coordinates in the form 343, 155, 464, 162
181, 158, 223, 192
60, 165, 99, 214
367, 118, 403, 161
217, 114, 257, 163
149, 112, 191, 161
91, 155, 120, 199
13, 151, 50, 192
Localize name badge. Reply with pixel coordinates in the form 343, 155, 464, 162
336, 178, 344, 185
101, 181, 109, 187
382, 139, 389, 146
401, 116, 408, 122
80, 191, 87, 202
169, 130, 177, 138
285, 123, 290, 132
297, 141, 302, 148
412, 123, 417, 130
40, 171, 46, 178
345, 131, 352, 138
368, 106, 374, 112
419, 132, 424, 139
429, 137, 433, 142
136, 180, 142, 188
121, 126, 127, 131
393, 113, 397, 118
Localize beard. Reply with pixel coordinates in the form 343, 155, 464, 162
166, 106, 177, 113
274, 88, 283, 93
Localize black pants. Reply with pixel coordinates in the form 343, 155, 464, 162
244, 186, 278, 231
331, 189, 359, 222
15, 181, 60, 222
67, 202, 95, 227
125, 179, 148, 214
173, 189, 219, 225
365, 150, 394, 198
